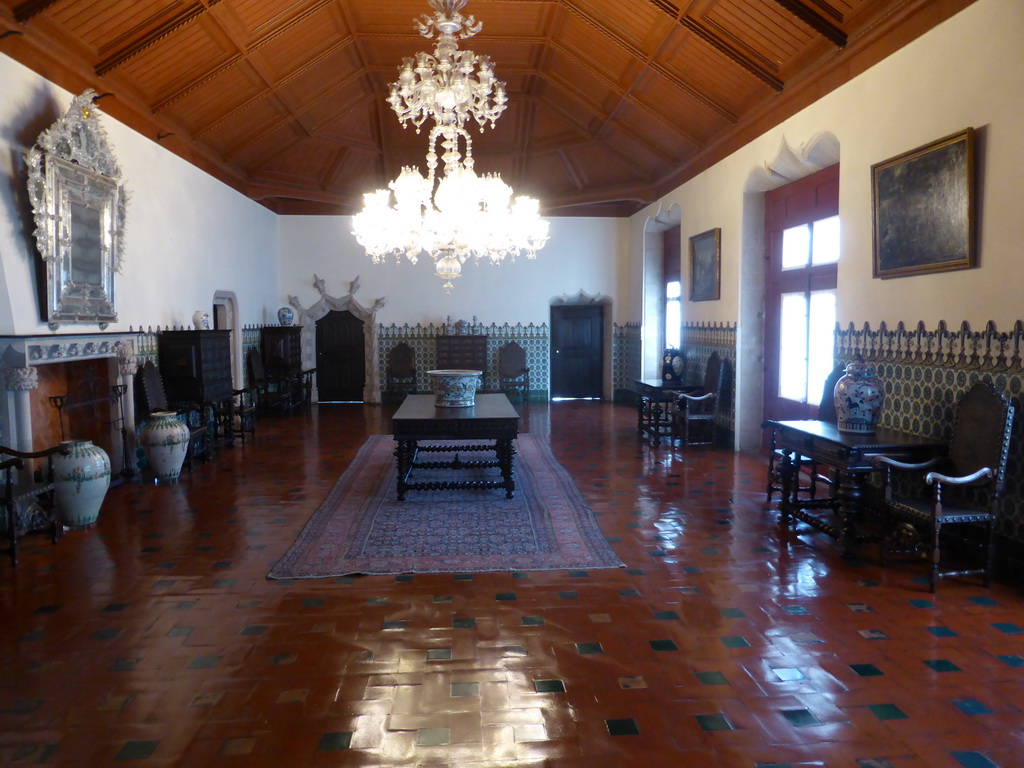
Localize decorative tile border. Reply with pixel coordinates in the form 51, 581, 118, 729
378, 323, 550, 400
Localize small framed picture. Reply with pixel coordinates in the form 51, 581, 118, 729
872, 128, 976, 279
689, 227, 721, 301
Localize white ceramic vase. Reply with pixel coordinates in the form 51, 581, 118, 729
53, 440, 111, 528
140, 411, 191, 483
834, 361, 883, 433
427, 369, 482, 407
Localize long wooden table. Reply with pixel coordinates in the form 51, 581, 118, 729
767, 419, 946, 555
391, 393, 520, 501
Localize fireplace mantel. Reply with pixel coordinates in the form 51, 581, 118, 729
0, 332, 139, 471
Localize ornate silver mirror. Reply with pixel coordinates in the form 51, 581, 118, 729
26, 89, 126, 330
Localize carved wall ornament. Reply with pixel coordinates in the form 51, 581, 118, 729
26, 89, 128, 330
5, 366, 39, 392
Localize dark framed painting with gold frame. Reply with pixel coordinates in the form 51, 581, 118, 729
689, 227, 721, 301
871, 128, 976, 279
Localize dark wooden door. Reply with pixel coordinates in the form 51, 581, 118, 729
550, 305, 603, 398
316, 310, 365, 402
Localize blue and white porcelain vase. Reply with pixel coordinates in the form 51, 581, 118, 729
53, 440, 111, 528
427, 369, 482, 407
140, 411, 191, 483
834, 361, 883, 434
277, 306, 294, 326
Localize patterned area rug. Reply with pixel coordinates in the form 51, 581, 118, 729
268, 434, 623, 578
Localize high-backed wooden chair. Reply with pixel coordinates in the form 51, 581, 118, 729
670, 351, 728, 447
2, 444, 68, 565
873, 379, 1014, 592
386, 343, 417, 402
135, 360, 211, 470
247, 347, 290, 414
764, 364, 846, 502
498, 342, 530, 402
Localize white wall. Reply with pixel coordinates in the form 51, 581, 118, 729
277, 215, 629, 326
0, 54, 279, 336
631, 0, 1024, 332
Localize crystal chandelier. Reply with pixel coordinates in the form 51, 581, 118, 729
352, 0, 548, 293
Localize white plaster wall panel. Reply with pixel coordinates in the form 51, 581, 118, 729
0, 53, 279, 337
276, 216, 627, 326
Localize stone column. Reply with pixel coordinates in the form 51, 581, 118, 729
5, 366, 39, 480
116, 344, 138, 474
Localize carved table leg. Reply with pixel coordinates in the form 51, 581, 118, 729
496, 438, 516, 499
395, 439, 417, 501
836, 470, 864, 557
778, 450, 795, 529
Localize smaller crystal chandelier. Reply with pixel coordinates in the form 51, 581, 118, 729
352, 0, 548, 293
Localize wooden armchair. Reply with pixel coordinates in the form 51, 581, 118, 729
386, 342, 417, 402
248, 347, 305, 414
498, 342, 530, 402
2, 444, 68, 565
670, 351, 729, 447
872, 379, 1014, 592
135, 360, 211, 470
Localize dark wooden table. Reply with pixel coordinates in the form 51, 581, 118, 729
767, 419, 946, 555
634, 378, 695, 446
391, 393, 520, 501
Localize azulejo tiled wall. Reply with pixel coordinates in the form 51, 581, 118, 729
378, 323, 550, 400
836, 320, 1024, 572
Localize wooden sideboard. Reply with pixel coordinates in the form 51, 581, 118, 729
158, 329, 233, 405
435, 334, 488, 386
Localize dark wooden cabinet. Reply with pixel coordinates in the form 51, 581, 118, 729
158, 330, 232, 405
260, 326, 302, 380
435, 335, 488, 381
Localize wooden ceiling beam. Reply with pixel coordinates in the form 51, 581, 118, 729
13, 0, 60, 24
561, 1, 735, 121
770, 0, 847, 47
95, 2, 216, 76
678, 17, 783, 90
544, 45, 704, 152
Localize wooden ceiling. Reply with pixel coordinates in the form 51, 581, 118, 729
0, 0, 976, 217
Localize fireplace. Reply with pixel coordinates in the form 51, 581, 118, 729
1, 333, 139, 477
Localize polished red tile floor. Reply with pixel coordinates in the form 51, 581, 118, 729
2, 401, 1024, 767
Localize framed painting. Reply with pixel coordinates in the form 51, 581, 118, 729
689, 227, 721, 301
871, 128, 976, 279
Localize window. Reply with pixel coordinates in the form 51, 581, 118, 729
663, 226, 681, 351
778, 216, 840, 404
666, 280, 681, 350
763, 164, 840, 423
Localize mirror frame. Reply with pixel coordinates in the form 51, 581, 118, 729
26, 89, 126, 330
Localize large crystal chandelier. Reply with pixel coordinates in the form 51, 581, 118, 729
352, 0, 549, 293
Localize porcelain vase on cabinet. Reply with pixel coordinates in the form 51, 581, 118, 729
53, 440, 111, 528
140, 411, 191, 483
834, 361, 883, 434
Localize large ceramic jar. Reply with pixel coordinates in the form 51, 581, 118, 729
277, 306, 294, 326
140, 411, 191, 483
53, 440, 111, 528
427, 369, 482, 407
834, 361, 883, 434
